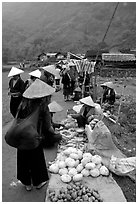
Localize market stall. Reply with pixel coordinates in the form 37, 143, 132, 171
45, 107, 135, 202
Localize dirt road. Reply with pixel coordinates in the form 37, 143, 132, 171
2, 90, 75, 202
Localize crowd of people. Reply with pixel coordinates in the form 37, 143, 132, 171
7, 63, 116, 192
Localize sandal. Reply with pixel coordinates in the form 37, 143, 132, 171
25, 185, 32, 191
36, 181, 48, 189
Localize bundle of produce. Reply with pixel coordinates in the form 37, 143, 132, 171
59, 129, 77, 139
58, 128, 87, 151
48, 181, 103, 202
61, 116, 78, 129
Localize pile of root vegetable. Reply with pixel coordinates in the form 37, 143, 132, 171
48, 182, 103, 202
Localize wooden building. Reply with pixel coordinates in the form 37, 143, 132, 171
85, 49, 109, 62
102, 53, 136, 68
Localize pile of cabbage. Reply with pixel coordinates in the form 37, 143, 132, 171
49, 147, 109, 183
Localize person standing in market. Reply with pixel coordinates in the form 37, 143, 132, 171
24, 69, 41, 89
16, 79, 56, 191
8, 66, 25, 118
68, 62, 78, 97
61, 67, 71, 101
55, 67, 61, 91
71, 96, 103, 128
40, 65, 56, 87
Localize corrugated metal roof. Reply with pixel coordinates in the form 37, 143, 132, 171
102, 53, 136, 61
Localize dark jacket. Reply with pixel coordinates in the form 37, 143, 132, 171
61, 73, 71, 87
9, 77, 25, 117
102, 88, 115, 105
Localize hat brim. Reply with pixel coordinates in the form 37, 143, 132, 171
23, 79, 55, 99
8, 67, 24, 77
48, 101, 63, 112
29, 69, 41, 78
101, 82, 114, 89
41, 65, 58, 76
80, 96, 95, 107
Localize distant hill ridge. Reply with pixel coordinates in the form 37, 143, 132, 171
2, 2, 136, 62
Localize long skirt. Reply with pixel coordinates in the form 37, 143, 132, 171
17, 144, 49, 186
63, 85, 70, 97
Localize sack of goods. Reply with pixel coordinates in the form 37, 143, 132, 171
5, 107, 42, 150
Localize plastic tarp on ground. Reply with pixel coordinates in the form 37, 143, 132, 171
85, 121, 136, 180
45, 174, 126, 202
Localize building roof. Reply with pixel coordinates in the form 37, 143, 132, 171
85, 49, 109, 57
102, 53, 136, 62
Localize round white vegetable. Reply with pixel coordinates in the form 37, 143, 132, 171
85, 162, 96, 170
68, 168, 78, 177
95, 163, 102, 169
61, 174, 72, 183
57, 154, 67, 161
70, 153, 79, 160
65, 158, 76, 167
81, 169, 90, 177
74, 160, 80, 167
63, 149, 71, 156
76, 163, 84, 172
83, 152, 93, 159
73, 174, 83, 182
99, 166, 109, 176
68, 147, 78, 154
81, 157, 91, 166
58, 168, 68, 175
91, 155, 102, 164
49, 164, 59, 174
90, 168, 100, 177
58, 161, 66, 169
77, 150, 83, 159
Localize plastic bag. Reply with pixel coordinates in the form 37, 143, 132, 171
109, 155, 136, 176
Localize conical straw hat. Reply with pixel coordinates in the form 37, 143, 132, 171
79, 96, 95, 107
23, 78, 55, 99
74, 87, 81, 92
8, 66, 24, 77
41, 65, 58, 76
48, 101, 63, 113
101, 81, 114, 89
29, 69, 41, 78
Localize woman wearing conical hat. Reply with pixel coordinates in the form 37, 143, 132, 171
16, 79, 61, 191
24, 69, 42, 89
71, 96, 103, 128
8, 67, 25, 117
101, 81, 116, 105
48, 101, 64, 129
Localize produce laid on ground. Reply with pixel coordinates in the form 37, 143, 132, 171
49, 147, 110, 183
47, 104, 135, 202
48, 181, 103, 202
60, 116, 78, 129
58, 127, 87, 151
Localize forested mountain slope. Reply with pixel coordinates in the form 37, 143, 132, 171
2, 2, 136, 62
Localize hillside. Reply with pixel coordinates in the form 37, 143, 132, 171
2, 2, 136, 62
